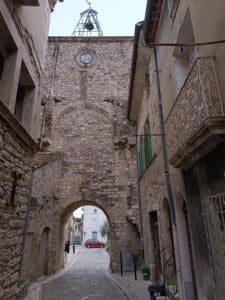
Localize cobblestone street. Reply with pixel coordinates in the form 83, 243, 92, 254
25, 246, 149, 300
41, 247, 128, 300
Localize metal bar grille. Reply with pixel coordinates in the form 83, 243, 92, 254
203, 192, 225, 241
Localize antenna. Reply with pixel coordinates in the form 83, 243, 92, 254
72, 1, 103, 36
85, 0, 91, 7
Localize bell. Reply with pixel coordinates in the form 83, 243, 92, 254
84, 22, 94, 31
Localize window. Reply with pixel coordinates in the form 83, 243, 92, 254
144, 124, 152, 166
14, 85, 25, 121
138, 120, 152, 177
14, 62, 35, 126
92, 231, 98, 241
173, 9, 195, 91
138, 136, 145, 177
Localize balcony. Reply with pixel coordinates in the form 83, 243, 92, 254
166, 57, 225, 169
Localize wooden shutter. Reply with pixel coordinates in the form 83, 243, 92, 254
144, 127, 152, 165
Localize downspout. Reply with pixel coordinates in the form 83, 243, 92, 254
19, 169, 34, 278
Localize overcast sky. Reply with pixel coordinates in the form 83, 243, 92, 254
49, 0, 147, 36
73, 207, 84, 218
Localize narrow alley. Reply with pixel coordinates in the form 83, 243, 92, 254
1, 1, 225, 299
25, 247, 149, 300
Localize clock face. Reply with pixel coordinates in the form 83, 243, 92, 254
80, 53, 93, 64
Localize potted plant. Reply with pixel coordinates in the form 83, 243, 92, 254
141, 265, 150, 280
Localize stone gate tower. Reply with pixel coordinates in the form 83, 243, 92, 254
21, 35, 141, 279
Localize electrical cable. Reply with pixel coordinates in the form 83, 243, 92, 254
144, 39, 225, 47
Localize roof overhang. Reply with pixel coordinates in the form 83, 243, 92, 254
11, 0, 40, 6
127, 0, 164, 121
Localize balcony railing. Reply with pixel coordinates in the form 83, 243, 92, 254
166, 56, 225, 169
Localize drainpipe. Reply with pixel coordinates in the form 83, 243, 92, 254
151, 46, 183, 299
135, 122, 144, 259
19, 169, 34, 278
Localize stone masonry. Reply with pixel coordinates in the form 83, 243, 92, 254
0, 1, 60, 298
21, 37, 141, 282
0, 116, 34, 300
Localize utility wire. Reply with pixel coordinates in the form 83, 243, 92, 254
144, 39, 225, 47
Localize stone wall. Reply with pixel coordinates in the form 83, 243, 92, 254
0, 1, 57, 297
21, 152, 62, 281
0, 116, 33, 300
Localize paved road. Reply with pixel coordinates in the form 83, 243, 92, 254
41, 246, 128, 300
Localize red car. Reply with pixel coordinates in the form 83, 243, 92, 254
85, 239, 105, 248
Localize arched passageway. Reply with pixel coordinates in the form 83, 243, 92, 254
56, 200, 112, 272
21, 35, 141, 283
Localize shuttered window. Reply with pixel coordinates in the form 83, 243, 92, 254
138, 124, 153, 178
138, 144, 145, 177
144, 127, 152, 166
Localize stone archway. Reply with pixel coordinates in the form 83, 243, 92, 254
56, 200, 111, 272
25, 37, 141, 280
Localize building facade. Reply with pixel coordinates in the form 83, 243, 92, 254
82, 206, 108, 243
128, 0, 225, 299
68, 215, 83, 245
0, 1, 60, 299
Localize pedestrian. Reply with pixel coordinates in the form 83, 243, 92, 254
73, 244, 75, 254
64, 240, 70, 263
65, 240, 70, 253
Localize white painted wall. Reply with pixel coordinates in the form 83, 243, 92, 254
82, 206, 108, 243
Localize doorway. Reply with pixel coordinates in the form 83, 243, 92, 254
149, 211, 162, 282
36, 227, 50, 278
176, 193, 196, 300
